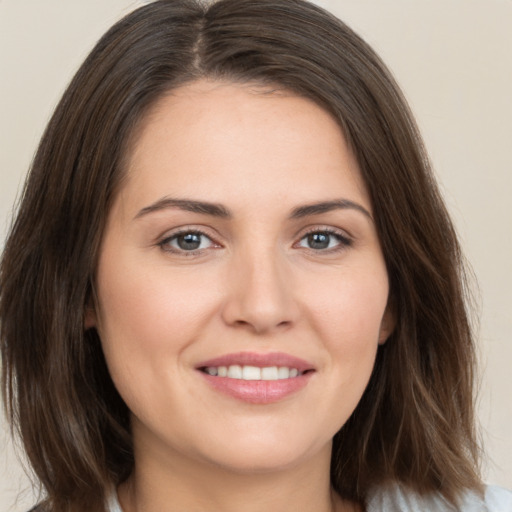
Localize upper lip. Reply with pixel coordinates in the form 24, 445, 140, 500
196, 352, 315, 373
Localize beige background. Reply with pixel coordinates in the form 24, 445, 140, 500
1, 0, 511, 510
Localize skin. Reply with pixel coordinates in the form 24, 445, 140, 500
89, 80, 394, 512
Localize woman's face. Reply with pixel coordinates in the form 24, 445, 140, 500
91, 80, 393, 474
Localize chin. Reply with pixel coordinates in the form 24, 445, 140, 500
195, 433, 331, 475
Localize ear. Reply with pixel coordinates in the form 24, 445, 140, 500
378, 302, 396, 345
84, 282, 99, 330
84, 305, 97, 330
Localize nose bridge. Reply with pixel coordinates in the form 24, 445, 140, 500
222, 241, 297, 333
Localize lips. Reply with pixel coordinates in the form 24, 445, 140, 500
196, 352, 315, 404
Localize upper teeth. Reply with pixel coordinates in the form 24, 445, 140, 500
204, 365, 301, 380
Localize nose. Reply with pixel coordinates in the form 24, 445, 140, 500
221, 247, 299, 334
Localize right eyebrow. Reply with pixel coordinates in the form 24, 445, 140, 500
134, 197, 232, 220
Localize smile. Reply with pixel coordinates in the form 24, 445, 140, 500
196, 352, 315, 404
201, 365, 303, 380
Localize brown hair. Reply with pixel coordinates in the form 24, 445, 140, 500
1, 0, 481, 510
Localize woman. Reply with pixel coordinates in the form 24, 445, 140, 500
1, 0, 510, 511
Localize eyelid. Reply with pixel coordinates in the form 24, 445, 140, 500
157, 225, 223, 255
296, 225, 353, 241
293, 225, 353, 252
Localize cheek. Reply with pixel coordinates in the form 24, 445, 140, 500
307, 265, 389, 341
94, 262, 215, 415
96, 254, 217, 348
303, 265, 388, 400
93, 254, 217, 402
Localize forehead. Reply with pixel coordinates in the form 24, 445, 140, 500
117, 79, 370, 216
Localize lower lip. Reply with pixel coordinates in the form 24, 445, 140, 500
198, 371, 314, 404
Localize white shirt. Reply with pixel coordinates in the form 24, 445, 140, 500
366, 484, 512, 511
106, 484, 512, 511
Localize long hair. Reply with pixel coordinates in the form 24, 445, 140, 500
1, 1, 481, 510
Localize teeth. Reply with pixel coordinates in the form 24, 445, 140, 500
261, 366, 278, 380
227, 365, 242, 379
277, 367, 290, 379
204, 365, 302, 380
242, 365, 261, 380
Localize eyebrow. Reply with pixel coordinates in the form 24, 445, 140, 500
134, 197, 231, 219
134, 197, 372, 221
290, 199, 373, 221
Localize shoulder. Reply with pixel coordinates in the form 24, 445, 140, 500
366, 483, 512, 511
484, 485, 512, 510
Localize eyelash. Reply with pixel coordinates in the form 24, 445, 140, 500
158, 228, 219, 256
157, 227, 353, 256
296, 227, 353, 253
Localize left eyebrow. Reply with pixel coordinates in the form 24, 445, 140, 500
290, 199, 373, 221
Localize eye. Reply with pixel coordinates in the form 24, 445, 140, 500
297, 230, 351, 251
159, 230, 216, 253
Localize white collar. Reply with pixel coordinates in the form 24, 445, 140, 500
106, 489, 123, 512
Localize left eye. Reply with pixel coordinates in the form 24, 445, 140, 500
298, 231, 348, 250
161, 231, 214, 252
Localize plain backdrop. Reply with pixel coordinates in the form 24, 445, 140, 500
1, 1, 511, 510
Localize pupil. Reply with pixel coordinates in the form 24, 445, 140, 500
178, 233, 201, 250
308, 233, 330, 249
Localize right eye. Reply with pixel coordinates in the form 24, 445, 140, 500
159, 230, 216, 253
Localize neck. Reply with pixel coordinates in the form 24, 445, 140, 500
118, 436, 359, 512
